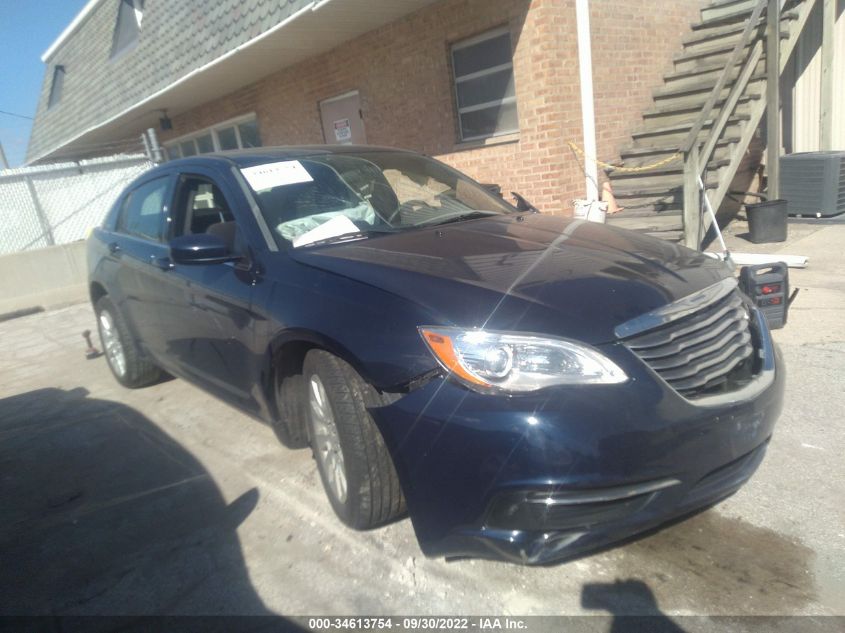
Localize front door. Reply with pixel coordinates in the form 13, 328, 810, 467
159, 169, 260, 412
320, 91, 366, 145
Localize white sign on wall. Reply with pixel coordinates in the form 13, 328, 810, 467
333, 119, 352, 143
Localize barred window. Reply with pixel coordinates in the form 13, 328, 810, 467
451, 27, 518, 142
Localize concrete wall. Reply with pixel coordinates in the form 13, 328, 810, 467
160, 0, 704, 215
0, 241, 88, 316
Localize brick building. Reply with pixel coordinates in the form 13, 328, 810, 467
27, 0, 845, 227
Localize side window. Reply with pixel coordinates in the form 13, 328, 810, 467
116, 176, 170, 242
173, 175, 239, 252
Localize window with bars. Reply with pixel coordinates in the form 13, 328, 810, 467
451, 27, 518, 142
165, 117, 262, 160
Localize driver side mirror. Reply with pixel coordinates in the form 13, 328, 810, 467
511, 192, 539, 213
170, 233, 240, 265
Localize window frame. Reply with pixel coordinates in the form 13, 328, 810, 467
165, 114, 262, 160
450, 26, 519, 143
47, 65, 65, 109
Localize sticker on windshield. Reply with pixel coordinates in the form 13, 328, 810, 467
241, 160, 313, 192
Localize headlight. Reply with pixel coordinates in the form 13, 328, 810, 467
418, 327, 627, 393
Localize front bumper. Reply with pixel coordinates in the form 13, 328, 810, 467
371, 312, 784, 565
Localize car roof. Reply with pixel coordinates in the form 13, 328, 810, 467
156, 144, 419, 173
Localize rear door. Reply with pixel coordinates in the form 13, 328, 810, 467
108, 174, 175, 358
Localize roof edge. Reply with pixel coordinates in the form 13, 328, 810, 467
29, 1, 321, 164
41, 0, 105, 63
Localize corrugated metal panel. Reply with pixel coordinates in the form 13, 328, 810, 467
788, 0, 845, 151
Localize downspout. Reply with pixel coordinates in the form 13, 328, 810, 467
575, 0, 599, 201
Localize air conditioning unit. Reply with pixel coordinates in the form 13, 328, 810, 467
780, 151, 845, 218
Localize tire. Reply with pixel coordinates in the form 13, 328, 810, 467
95, 296, 161, 388
303, 350, 405, 529
271, 374, 309, 449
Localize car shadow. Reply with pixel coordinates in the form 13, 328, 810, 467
0, 387, 272, 616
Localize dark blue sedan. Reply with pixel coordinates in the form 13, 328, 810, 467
87, 146, 783, 564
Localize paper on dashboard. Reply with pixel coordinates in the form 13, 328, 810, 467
292, 215, 361, 248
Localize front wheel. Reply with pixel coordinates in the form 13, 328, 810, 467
95, 296, 161, 388
303, 350, 405, 529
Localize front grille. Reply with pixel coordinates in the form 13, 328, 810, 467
620, 288, 756, 398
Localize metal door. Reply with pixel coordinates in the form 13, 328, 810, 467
320, 91, 366, 145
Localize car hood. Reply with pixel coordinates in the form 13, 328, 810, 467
289, 213, 731, 344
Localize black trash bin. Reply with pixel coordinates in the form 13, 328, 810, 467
746, 199, 788, 243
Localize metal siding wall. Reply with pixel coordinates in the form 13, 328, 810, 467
789, 0, 845, 151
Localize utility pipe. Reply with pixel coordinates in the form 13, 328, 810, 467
575, 0, 599, 201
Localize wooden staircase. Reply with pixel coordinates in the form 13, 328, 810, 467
605, 0, 819, 245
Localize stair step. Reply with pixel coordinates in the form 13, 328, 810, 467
700, 0, 758, 24
607, 191, 683, 214
611, 173, 719, 197
681, 27, 788, 56
636, 113, 750, 136
608, 206, 682, 218
610, 157, 731, 179
606, 214, 684, 238
684, 9, 799, 47
652, 82, 764, 112
642, 95, 759, 127
615, 149, 732, 171
620, 136, 740, 160
665, 57, 765, 82
663, 56, 766, 83
673, 32, 785, 67
694, 0, 803, 30
654, 72, 764, 99
631, 123, 745, 149
608, 206, 681, 219
663, 60, 766, 93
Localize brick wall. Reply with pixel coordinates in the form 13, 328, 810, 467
163, 0, 705, 215
590, 0, 704, 168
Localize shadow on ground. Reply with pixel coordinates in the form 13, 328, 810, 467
0, 387, 270, 615
582, 579, 687, 632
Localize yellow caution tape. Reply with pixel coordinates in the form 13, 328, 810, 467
567, 141, 681, 173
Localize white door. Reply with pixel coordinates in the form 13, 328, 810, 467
319, 91, 366, 145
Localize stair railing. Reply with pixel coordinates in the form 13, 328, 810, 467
680, 0, 769, 249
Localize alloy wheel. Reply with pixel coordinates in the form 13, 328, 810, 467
98, 311, 127, 378
309, 374, 348, 504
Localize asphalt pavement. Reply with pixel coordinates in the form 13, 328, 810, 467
1, 221, 843, 619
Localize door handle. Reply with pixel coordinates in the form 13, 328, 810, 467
150, 255, 173, 271
108, 242, 121, 255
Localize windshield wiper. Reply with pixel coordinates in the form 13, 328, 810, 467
297, 228, 395, 248
414, 210, 501, 227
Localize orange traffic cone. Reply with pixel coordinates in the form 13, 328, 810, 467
602, 181, 622, 214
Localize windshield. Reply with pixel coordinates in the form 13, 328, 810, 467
239, 151, 516, 248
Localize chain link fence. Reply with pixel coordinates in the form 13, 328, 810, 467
0, 153, 153, 255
